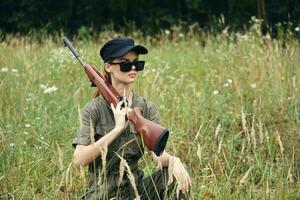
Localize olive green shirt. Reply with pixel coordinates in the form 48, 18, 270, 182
72, 91, 160, 199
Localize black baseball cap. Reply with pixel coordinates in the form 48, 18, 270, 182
100, 38, 148, 62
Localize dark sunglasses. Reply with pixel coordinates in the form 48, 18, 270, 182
109, 60, 145, 72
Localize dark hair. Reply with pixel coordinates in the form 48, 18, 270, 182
104, 70, 112, 84
104, 59, 112, 84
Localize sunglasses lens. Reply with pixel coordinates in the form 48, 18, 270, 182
119, 62, 132, 72
118, 61, 145, 72
134, 61, 145, 71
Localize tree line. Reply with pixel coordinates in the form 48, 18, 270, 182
0, 0, 299, 35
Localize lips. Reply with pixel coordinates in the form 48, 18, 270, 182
128, 72, 137, 78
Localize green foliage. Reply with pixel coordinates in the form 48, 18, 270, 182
0, 0, 299, 35
1, 24, 300, 198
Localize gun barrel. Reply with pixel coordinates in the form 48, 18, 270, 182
63, 36, 86, 67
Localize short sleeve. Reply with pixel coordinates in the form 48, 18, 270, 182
146, 101, 161, 124
72, 102, 99, 147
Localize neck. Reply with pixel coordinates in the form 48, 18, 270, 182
112, 81, 133, 101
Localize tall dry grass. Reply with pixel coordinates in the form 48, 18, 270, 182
1, 20, 300, 199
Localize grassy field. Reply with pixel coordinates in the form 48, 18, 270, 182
1, 25, 300, 199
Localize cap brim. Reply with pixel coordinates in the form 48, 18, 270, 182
110, 45, 148, 59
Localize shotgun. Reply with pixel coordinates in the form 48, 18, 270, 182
63, 36, 169, 156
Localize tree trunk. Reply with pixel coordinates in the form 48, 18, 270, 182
257, 0, 268, 23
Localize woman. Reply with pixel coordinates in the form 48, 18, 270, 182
72, 38, 191, 199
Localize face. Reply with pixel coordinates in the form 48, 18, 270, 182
105, 51, 141, 85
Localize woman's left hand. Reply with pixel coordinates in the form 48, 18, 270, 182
168, 156, 192, 193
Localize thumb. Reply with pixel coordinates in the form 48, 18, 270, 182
111, 103, 116, 113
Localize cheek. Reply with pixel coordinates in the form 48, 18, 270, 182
111, 70, 127, 80
110, 67, 120, 76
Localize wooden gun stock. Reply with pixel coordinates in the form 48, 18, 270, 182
127, 108, 169, 155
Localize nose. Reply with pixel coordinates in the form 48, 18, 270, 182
131, 65, 136, 71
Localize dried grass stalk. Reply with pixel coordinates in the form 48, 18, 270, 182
78, 104, 82, 129
276, 130, 284, 155
214, 124, 221, 140
197, 143, 202, 163
117, 156, 125, 187
116, 154, 140, 200
239, 167, 253, 186
241, 107, 250, 145
56, 142, 64, 171
250, 114, 257, 150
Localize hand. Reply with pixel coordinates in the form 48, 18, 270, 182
111, 100, 128, 132
168, 156, 192, 193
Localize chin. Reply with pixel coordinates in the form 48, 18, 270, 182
121, 78, 136, 84
126, 76, 137, 83
127, 79, 136, 84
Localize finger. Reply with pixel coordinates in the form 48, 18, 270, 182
180, 179, 186, 192
176, 176, 183, 191
111, 103, 116, 113
175, 173, 184, 190
179, 173, 188, 192
182, 168, 191, 187
184, 175, 190, 192
120, 107, 128, 115
181, 169, 191, 189
123, 88, 128, 108
179, 164, 189, 183
180, 175, 187, 192
176, 176, 184, 192
185, 174, 192, 189
187, 174, 192, 187
182, 182, 187, 193
116, 100, 124, 111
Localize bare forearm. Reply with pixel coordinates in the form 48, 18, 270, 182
152, 151, 172, 167
73, 127, 122, 168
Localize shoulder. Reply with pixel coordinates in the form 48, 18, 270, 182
84, 95, 107, 110
134, 94, 160, 123
134, 94, 157, 111
81, 95, 108, 120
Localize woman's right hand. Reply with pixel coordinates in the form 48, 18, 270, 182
111, 101, 128, 132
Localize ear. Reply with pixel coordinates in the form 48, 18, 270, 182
104, 63, 112, 73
